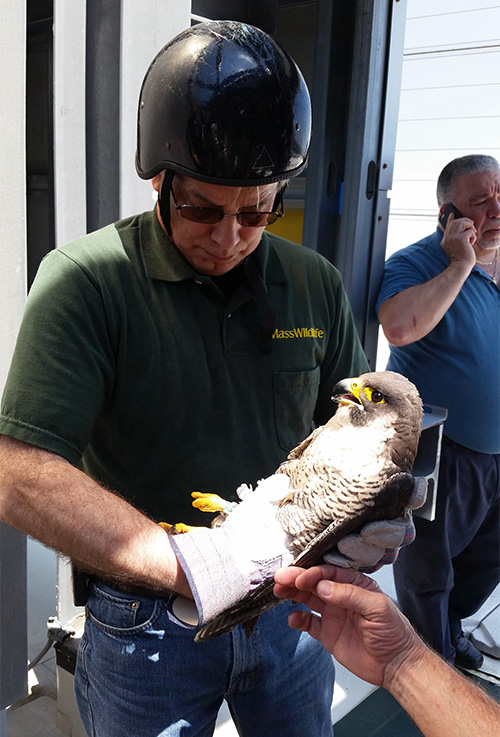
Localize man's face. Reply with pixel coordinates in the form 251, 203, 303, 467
153, 174, 279, 275
453, 169, 500, 250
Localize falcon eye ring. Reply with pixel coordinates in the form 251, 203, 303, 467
364, 388, 385, 404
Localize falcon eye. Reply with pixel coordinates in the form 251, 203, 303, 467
364, 387, 385, 404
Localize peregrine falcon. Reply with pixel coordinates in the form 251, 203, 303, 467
195, 370, 423, 641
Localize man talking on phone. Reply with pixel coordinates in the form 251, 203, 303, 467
376, 154, 500, 670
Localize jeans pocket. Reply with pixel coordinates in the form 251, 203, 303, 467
274, 367, 320, 451
86, 581, 165, 635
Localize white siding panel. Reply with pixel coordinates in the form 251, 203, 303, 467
404, 6, 500, 49
395, 118, 500, 154
401, 48, 500, 89
406, 0, 500, 21
393, 150, 447, 177
393, 150, 462, 184
390, 181, 438, 215
398, 83, 500, 121
385, 215, 436, 258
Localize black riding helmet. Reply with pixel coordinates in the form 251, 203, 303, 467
135, 20, 312, 186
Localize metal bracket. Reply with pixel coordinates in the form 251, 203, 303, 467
412, 404, 448, 521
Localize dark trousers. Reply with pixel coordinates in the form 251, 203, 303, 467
394, 438, 500, 662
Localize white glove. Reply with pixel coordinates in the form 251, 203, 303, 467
170, 474, 295, 626
323, 475, 427, 572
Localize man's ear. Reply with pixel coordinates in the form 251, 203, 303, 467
152, 172, 164, 194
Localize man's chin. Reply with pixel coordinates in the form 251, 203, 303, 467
197, 256, 244, 276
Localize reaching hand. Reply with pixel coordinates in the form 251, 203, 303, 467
273, 564, 422, 689
275, 564, 500, 737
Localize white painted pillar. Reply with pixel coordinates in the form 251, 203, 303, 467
53, 0, 88, 249
52, 0, 89, 628
0, 0, 28, 719
119, 0, 192, 218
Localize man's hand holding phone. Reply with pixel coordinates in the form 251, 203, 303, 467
438, 202, 477, 267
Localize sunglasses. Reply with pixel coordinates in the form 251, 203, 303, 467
170, 184, 284, 228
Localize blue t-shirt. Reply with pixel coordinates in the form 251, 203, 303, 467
376, 228, 500, 453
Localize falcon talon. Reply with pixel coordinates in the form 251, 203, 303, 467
170, 522, 195, 535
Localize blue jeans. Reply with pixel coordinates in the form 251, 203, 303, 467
75, 580, 335, 736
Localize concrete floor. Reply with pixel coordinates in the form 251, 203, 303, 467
4, 541, 500, 737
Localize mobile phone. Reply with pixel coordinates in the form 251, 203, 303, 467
439, 203, 462, 229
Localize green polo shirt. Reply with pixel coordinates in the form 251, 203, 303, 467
0, 209, 368, 525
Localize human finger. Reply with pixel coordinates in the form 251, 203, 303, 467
314, 577, 392, 624
287, 609, 323, 640
294, 564, 382, 594
274, 565, 306, 586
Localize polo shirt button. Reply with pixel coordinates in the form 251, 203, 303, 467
195, 279, 202, 285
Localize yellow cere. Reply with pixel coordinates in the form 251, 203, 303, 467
349, 381, 362, 402
348, 381, 385, 404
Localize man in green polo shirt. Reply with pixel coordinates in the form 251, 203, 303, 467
0, 21, 410, 737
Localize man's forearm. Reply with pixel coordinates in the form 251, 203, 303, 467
387, 641, 500, 737
0, 436, 190, 597
378, 260, 471, 346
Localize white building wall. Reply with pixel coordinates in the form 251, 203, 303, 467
377, 0, 500, 367
387, 0, 500, 255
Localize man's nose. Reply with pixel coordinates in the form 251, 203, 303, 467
488, 197, 500, 218
211, 214, 242, 248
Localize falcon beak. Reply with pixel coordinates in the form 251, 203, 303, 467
331, 378, 363, 407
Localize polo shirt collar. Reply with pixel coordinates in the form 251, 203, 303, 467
142, 208, 196, 282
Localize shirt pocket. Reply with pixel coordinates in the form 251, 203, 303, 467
274, 367, 321, 452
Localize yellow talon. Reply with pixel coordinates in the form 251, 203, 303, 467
157, 491, 234, 535
191, 492, 227, 514
158, 521, 195, 534
171, 522, 195, 534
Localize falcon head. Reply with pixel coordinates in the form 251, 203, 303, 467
331, 371, 423, 471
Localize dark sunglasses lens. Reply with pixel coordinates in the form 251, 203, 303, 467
238, 212, 276, 227
180, 207, 222, 224
179, 205, 280, 228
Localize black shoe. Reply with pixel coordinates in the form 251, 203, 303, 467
454, 636, 484, 670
